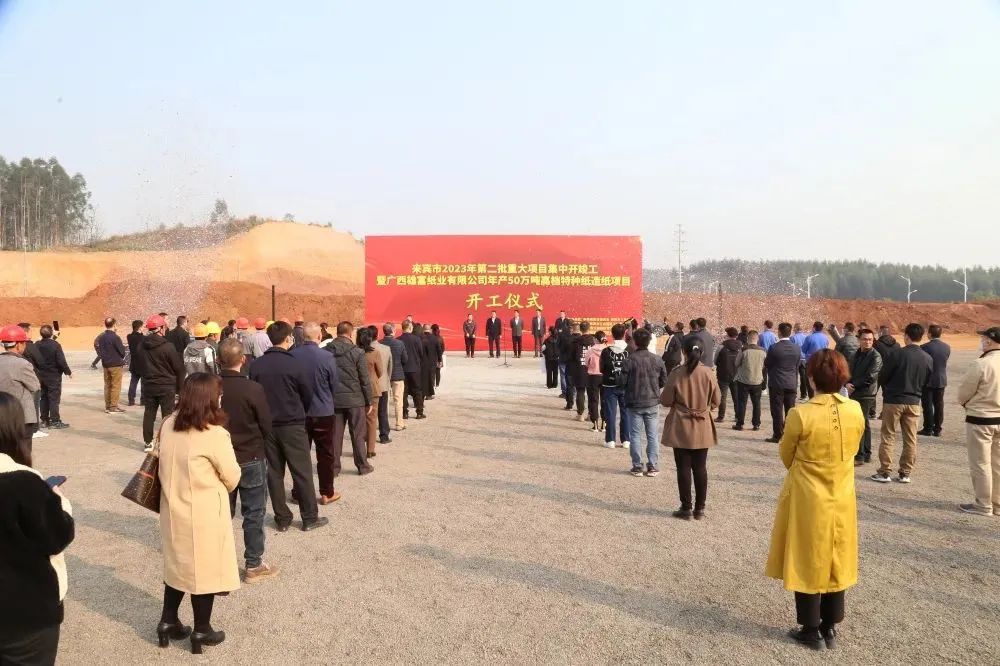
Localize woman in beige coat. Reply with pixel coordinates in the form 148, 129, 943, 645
357, 327, 383, 457
156, 373, 241, 654
660, 337, 720, 520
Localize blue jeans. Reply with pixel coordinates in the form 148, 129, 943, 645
602, 386, 631, 444
628, 405, 660, 468
558, 363, 568, 395
229, 458, 268, 568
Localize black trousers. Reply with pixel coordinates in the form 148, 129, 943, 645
38, 373, 63, 423
488, 336, 500, 357
161, 584, 215, 633
403, 371, 424, 416
333, 406, 368, 474
0, 623, 60, 665
377, 392, 390, 439
587, 375, 602, 422
854, 396, 875, 460
142, 389, 175, 445
532, 334, 542, 356
735, 382, 762, 428
423, 364, 436, 398
922, 387, 945, 434
673, 448, 709, 511
717, 379, 737, 420
265, 424, 318, 525
512, 336, 522, 357
794, 590, 845, 628
798, 364, 809, 399
434, 364, 441, 388
769, 387, 797, 438
465, 337, 475, 357
128, 372, 141, 404
545, 359, 559, 388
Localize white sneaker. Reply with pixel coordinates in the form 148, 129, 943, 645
143, 442, 154, 453
621, 441, 630, 449
32, 430, 50, 439
603, 441, 615, 449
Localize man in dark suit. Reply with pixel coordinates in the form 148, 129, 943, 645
764, 322, 802, 443
555, 311, 570, 334
510, 310, 524, 358
486, 311, 503, 358
531, 309, 546, 357
919, 324, 951, 437
399, 321, 425, 419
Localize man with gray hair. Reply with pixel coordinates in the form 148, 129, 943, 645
380, 322, 408, 431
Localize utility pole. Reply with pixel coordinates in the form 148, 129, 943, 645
787, 280, 801, 297
674, 224, 685, 293
953, 267, 968, 303
806, 273, 820, 299
899, 275, 917, 303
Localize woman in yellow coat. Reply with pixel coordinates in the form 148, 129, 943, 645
765, 349, 864, 652
156, 373, 241, 654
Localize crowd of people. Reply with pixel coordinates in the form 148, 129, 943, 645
535, 314, 1000, 650
1, 309, 998, 660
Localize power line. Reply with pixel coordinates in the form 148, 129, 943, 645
675, 224, 685, 293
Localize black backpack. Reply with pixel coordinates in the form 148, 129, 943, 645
606, 347, 629, 386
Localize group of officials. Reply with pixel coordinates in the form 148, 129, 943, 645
462, 308, 548, 359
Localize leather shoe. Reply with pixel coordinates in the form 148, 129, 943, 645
672, 508, 692, 520
358, 465, 375, 475
415, 414, 427, 420
765, 436, 781, 443
820, 623, 838, 650
318, 492, 342, 505
379, 437, 392, 444
788, 627, 825, 651
274, 521, 291, 532
301, 517, 329, 532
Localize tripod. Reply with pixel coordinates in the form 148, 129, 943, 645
498, 335, 511, 368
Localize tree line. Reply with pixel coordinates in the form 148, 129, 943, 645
0, 156, 96, 250
644, 259, 1000, 303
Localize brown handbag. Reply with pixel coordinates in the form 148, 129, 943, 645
121, 425, 163, 513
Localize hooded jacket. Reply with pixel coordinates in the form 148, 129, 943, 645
715, 338, 743, 383
599, 339, 629, 387
183, 340, 219, 376
139, 333, 185, 394
586, 342, 607, 376
874, 334, 899, 365
326, 337, 372, 409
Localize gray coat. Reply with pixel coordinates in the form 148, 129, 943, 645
0, 352, 41, 425
510, 317, 524, 337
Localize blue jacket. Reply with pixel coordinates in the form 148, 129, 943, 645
248, 347, 313, 426
790, 332, 807, 361
758, 329, 778, 351
801, 332, 830, 361
95, 330, 127, 368
290, 341, 339, 417
381, 335, 408, 382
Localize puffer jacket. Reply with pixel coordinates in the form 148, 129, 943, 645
715, 338, 742, 383
327, 337, 372, 408
622, 348, 669, 409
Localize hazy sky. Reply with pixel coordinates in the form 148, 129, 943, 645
1, 1, 998, 268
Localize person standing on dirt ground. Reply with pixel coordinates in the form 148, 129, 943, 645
954, 327, 1000, 516
790, 324, 809, 401
486, 311, 502, 359
509, 310, 524, 359
558, 321, 579, 406
462, 314, 477, 358
571, 322, 597, 422
358, 328, 382, 460
830, 322, 859, 364
599, 324, 631, 448
95, 317, 128, 414
873, 325, 899, 418
800, 322, 831, 400
431, 324, 445, 388
327, 322, 374, 476
531, 308, 546, 358
183, 323, 220, 376
765, 323, 802, 444
399, 320, 425, 420
126, 319, 145, 406
250, 321, 326, 532
759, 320, 778, 391
217, 338, 279, 583
380, 323, 408, 432
919, 325, 950, 437
662, 337, 720, 520
368, 325, 393, 445
585, 331, 607, 432
166, 316, 190, 357
733, 330, 766, 432
0, 324, 42, 454
138, 314, 185, 453
714, 327, 742, 423
621, 328, 668, 477
33, 324, 72, 430
847, 329, 882, 466
542, 326, 561, 390
289, 322, 340, 504
871, 323, 933, 484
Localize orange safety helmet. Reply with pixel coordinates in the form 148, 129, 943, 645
0, 324, 28, 343
253, 317, 267, 330
145, 314, 167, 331
235, 317, 250, 330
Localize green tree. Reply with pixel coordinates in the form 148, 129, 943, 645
0, 156, 94, 250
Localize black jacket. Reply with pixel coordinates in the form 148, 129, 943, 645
327, 337, 372, 409
879, 344, 933, 405
463, 320, 477, 339
138, 333, 184, 394
399, 332, 423, 373
248, 347, 313, 426
874, 335, 899, 365
764, 339, 802, 391
423, 334, 443, 368
557, 331, 578, 365
0, 461, 75, 630
126, 331, 145, 372
381, 334, 408, 381
571, 334, 597, 387
920, 338, 951, 389
486, 317, 503, 339
542, 335, 560, 361
95, 330, 127, 368
220, 370, 272, 463
622, 349, 669, 409
715, 338, 742, 383
849, 348, 882, 399
662, 334, 683, 372
685, 330, 716, 368
555, 317, 571, 333
33, 339, 71, 378
166, 326, 190, 357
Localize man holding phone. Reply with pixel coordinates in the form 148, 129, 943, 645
34, 325, 72, 430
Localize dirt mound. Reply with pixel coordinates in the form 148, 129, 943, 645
643, 293, 1000, 335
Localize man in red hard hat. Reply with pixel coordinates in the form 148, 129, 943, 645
0, 323, 41, 456
136, 314, 185, 452
249, 317, 272, 360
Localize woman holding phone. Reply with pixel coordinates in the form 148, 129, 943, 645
0, 391, 75, 665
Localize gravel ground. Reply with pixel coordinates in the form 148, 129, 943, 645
40, 351, 998, 665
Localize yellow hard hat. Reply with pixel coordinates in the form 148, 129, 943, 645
205, 321, 222, 336
265, 320, 275, 328
192, 323, 209, 338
